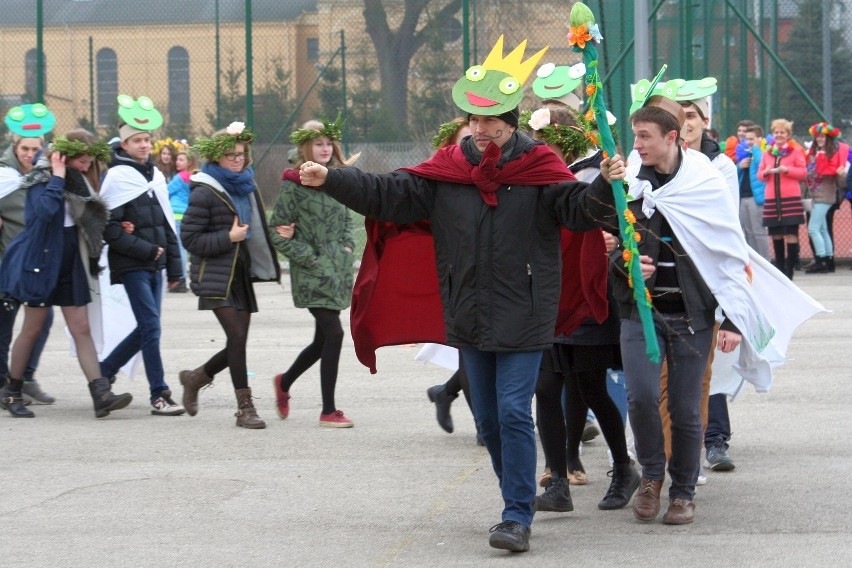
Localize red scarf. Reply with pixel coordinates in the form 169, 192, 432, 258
346, 144, 609, 373
401, 142, 574, 206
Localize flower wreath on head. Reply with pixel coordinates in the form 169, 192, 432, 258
520, 107, 595, 159
808, 121, 841, 138
289, 116, 344, 146
153, 137, 191, 157
431, 120, 467, 149
50, 136, 113, 163
192, 121, 255, 162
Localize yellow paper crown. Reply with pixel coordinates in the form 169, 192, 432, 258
481, 35, 549, 84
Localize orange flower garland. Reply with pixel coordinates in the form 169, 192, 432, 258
567, 24, 592, 49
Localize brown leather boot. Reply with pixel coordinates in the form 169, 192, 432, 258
662, 498, 695, 525
235, 388, 266, 429
179, 366, 213, 417
632, 478, 663, 521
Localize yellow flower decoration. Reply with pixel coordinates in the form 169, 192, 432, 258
584, 109, 595, 122
586, 83, 597, 96
645, 288, 653, 304
627, 275, 633, 289
634, 232, 642, 243
567, 24, 592, 49
622, 249, 632, 263
623, 209, 636, 224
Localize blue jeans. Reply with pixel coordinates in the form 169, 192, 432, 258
100, 270, 168, 401
807, 202, 833, 257
461, 348, 542, 528
704, 393, 732, 449
175, 219, 188, 279
0, 303, 53, 381
620, 316, 712, 501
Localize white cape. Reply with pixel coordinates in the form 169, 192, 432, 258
628, 151, 826, 392
0, 167, 23, 200
100, 164, 176, 235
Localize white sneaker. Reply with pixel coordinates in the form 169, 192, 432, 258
151, 393, 186, 416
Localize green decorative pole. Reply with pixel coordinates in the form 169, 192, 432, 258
36, 0, 45, 103
245, 0, 254, 129
569, 2, 661, 362
215, 0, 221, 128
89, 36, 94, 127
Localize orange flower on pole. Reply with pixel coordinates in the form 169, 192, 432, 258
627, 275, 633, 289
623, 209, 636, 224
645, 288, 653, 304
584, 109, 595, 122
567, 24, 592, 49
622, 249, 632, 263
586, 83, 597, 96
634, 232, 642, 243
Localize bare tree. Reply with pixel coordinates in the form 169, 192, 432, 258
362, 0, 462, 135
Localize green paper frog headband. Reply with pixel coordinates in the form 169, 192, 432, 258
117, 94, 163, 140
5, 103, 56, 138
532, 62, 585, 109
452, 35, 549, 116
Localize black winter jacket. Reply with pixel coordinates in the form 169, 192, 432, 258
180, 172, 280, 298
102, 156, 182, 285
322, 133, 614, 352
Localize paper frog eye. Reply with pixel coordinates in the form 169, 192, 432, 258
6, 107, 24, 122
698, 77, 717, 89
31, 104, 48, 118
568, 63, 586, 79
117, 94, 135, 109
659, 80, 680, 98
536, 63, 555, 78
138, 96, 154, 110
499, 76, 520, 95
633, 80, 650, 101
465, 65, 486, 82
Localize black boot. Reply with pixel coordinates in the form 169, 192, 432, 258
826, 256, 835, 273
426, 384, 458, 433
805, 256, 828, 274
772, 239, 786, 272
785, 243, 800, 281
535, 471, 573, 512
598, 462, 641, 510
88, 377, 133, 418
0, 378, 35, 418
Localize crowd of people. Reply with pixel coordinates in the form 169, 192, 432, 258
0, 21, 833, 556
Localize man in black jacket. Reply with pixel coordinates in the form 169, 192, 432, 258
99, 121, 185, 416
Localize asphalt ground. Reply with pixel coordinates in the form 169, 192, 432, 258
0, 268, 849, 567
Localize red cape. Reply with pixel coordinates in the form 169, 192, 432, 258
348, 143, 609, 373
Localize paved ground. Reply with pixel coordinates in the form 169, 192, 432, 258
0, 269, 850, 567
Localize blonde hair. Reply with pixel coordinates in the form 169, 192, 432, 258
769, 119, 793, 136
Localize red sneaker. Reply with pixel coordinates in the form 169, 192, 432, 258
319, 409, 353, 428
273, 374, 290, 419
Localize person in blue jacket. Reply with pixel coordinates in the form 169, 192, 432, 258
738, 125, 769, 260
0, 130, 133, 418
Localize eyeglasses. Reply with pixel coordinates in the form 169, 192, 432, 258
222, 152, 246, 160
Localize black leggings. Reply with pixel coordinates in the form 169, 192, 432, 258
280, 308, 344, 415
536, 368, 630, 477
204, 306, 251, 390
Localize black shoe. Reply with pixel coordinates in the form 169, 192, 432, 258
826, 257, 835, 272
535, 472, 573, 512
169, 279, 189, 293
488, 520, 530, 552
88, 377, 133, 418
598, 462, 641, 510
805, 257, 828, 274
426, 384, 457, 433
0, 379, 35, 418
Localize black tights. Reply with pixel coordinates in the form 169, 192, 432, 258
204, 306, 251, 390
536, 368, 629, 477
280, 308, 344, 415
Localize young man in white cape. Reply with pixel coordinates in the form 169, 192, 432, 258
98, 118, 185, 416
606, 96, 823, 526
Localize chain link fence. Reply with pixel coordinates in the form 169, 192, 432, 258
2, 0, 852, 259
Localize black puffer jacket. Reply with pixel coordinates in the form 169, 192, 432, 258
102, 154, 182, 285
322, 133, 614, 352
180, 172, 280, 298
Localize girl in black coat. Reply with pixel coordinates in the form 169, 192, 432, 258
178, 123, 279, 429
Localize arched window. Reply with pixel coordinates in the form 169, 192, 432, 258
168, 46, 190, 125
97, 48, 118, 127
25, 49, 46, 98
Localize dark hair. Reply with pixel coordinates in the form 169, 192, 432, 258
706, 127, 719, 141
64, 128, 103, 192
809, 132, 839, 159
630, 106, 681, 138
737, 120, 756, 129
